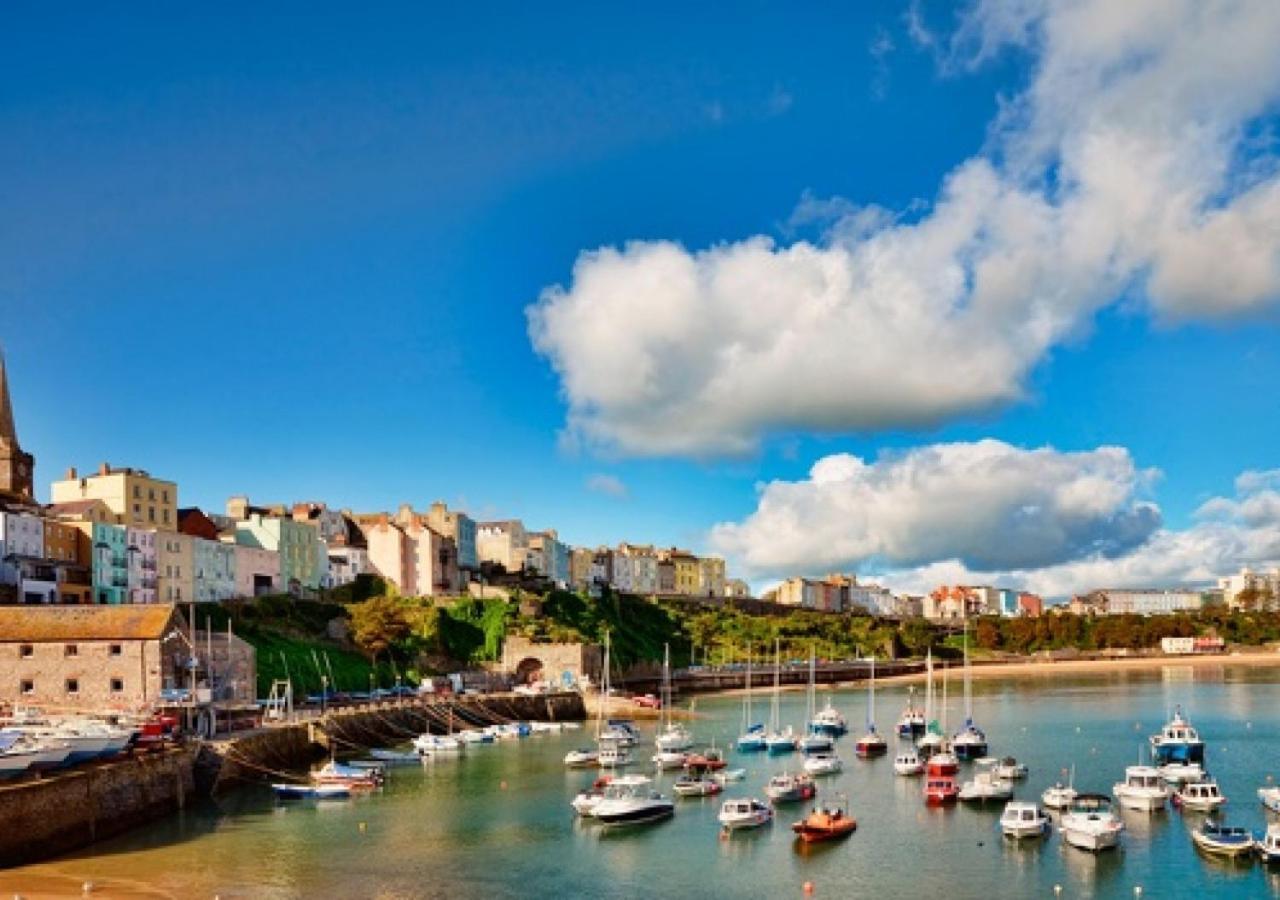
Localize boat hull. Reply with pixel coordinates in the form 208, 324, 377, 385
1062, 827, 1121, 852
596, 803, 675, 827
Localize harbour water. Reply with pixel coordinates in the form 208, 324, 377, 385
5, 665, 1280, 898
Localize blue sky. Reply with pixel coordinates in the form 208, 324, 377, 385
4, 2, 1280, 594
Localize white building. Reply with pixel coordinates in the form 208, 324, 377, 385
477, 520, 530, 573
1220, 567, 1280, 610
1100, 588, 1205, 616
0, 510, 50, 604
328, 545, 371, 588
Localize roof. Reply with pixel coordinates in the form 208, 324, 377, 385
0, 605, 179, 642
48, 499, 106, 515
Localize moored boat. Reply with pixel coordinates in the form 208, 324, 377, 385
895, 686, 926, 739
803, 750, 843, 776
1190, 820, 1255, 859
1174, 778, 1226, 812
765, 772, 817, 803
1258, 823, 1280, 865
854, 655, 888, 758
1159, 761, 1205, 785
573, 774, 652, 817
712, 768, 747, 786
1150, 706, 1205, 765
652, 750, 688, 771
958, 757, 1014, 804
655, 644, 694, 752
719, 797, 773, 831
1000, 801, 1050, 839
593, 782, 675, 828
737, 645, 767, 752
564, 748, 600, 768
811, 699, 848, 738
1259, 786, 1280, 814
764, 640, 796, 755
894, 749, 923, 776
924, 773, 959, 805
791, 801, 856, 843
673, 774, 723, 797
1043, 766, 1078, 810
994, 757, 1028, 780
951, 624, 988, 761
1060, 793, 1124, 852
414, 733, 463, 755
1113, 764, 1169, 812
598, 744, 633, 768
272, 783, 351, 800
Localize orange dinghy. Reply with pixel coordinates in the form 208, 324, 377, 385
791, 804, 857, 843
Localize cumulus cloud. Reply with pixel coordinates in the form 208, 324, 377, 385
585, 473, 628, 499
709, 440, 1160, 577
528, 0, 1280, 457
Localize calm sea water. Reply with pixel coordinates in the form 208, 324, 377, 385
5, 665, 1280, 899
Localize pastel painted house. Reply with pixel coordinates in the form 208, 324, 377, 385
193, 537, 236, 603
233, 543, 282, 597
125, 527, 158, 604
234, 514, 324, 593
89, 521, 129, 605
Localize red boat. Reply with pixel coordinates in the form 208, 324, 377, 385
854, 729, 888, 758
792, 804, 857, 843
925, 748, 958, 777
684, 749, 727, 772
924, 774, 959, 805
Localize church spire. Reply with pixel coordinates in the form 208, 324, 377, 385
0, 344, 15, 447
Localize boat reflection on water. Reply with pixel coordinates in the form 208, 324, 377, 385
1058, 835, 1127, 893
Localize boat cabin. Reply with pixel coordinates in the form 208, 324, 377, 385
1123, 767, 1163, 789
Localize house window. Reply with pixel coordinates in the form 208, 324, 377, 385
110, 678, 124, 693
64, 644, 78, 657
19, 643, 33, 658
20, 679, 33, 695
110, 643, 123, 657
163, 509, 171, 524
148, 507, 156, 523
65, 678, 79, 694
133, 503, 141, 515
133, 485, 140, 499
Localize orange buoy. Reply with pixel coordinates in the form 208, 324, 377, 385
803, 882, 814, 895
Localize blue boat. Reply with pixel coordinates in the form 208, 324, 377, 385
1150, 707, 1204, 764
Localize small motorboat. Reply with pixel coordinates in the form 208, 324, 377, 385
925, 746, 958, 777
593, 782, 675, 828
924, 774, 959, 805
673, 775, 723, 798
958, 758, 1013, 804
810, 700, 848, 737
272, 783, 351, 800
719, 797, 773, 831
598, 744, 633, 769
600, 720, 641, 748
712, 768, 747, 786
994, 757, 1028, 780
564, 748, 600, 768
652, 750, 688, 771
894, 750, 923, 777
1190, 820, 1255, 859
798, 732, 835, 755
1060, 794, 1124, 852
656, 723, 694, 753
895, 687, 926, 739
1174, 778, 1226, 812
368, 749, 420, 764
529, 721, 561, 734
803, 751, 843, 776
1258, 786, 1280, 814
791, 802, 857, 843
1043, 767, 1078, 810
573, 775, 651, 817
685, 748, 728, 772
1258, 823, 1280, 865
1159, 761, 1205, 785
312, 760, 381, 789
1149, 706, 1205, 766
1113, 765, 1169, 813
765, 772, 817, 804
457, 728, 495, 745
1000, 801, 1050, 839
414, 734, 463, 755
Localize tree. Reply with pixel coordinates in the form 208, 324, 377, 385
898, 619, 935, 656
975, 618, 1002, 651
348, 596, 412, 669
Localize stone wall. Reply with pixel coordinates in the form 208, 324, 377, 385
0, 746, 196, 868
501, 636, 602, 687
0, 637, 168, 714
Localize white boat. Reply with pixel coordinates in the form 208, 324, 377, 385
673, 775, 723, 797
763, 640, 795, 754
798, 732, 834, 754
1043, 766, 1078, 810
803, 751, 843, 776
811, 699, 848, 737
1113, 764, 1169, 812
651, 750, 688, 771
718, 798, 773, 831
994, 757, 1028, 780
593, 782, 675, 828
1260, 785, 1280, 814
958, 757, 1014, 803
1149, 706, 1205, 766
600, 722, 641, 748
655, 644, 695, 751
1174, 778, 1226, 812
367, 748, 419, 764
529, 721, 560, 734
1259, 822, 1280, 865
272, 782, 351, 800
414, 733, 463, 755
1000, 801, 1050, 839
737, 645, 767, 752
712, 768, 747, 786
457, 729, 493, 745
599, 744, 633, 768
1190, 820, 1255, 858
764, 772, 816, 803
1159, 761, 1204, 785
1060, 793, 1124, 852
573, 775, 651, 817
894, 750, 923, 776
564, 748, 600, 768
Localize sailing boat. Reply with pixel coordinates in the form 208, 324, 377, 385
764, 639, 796, 754
916, 651, 945, 758
799, 646, 834, 753
736, 644, 767, 752
895, 685, 926, 739
655, 644, 694, 752
564, 630, 607, 767
951, 621, 988, 760
854, 655, 888, 757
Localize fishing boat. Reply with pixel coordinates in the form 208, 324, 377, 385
685, 748, 727, 773
811, 699, 848, 738
564, 747, 601, 768
414, 733, 463, 755
598, 744, 633, 769
1190, 820, 1255, 859
1113, 764, 1169, 812
718, 798, 773, 831
1259, 785, 1280, 814
272, 783, 351, 800
313, 760, 382, 788
958, 757, 1014, 803
765, 772, 817, 803
803, 750, 843, 776
1174, 778, 1226, 812
600, 721, 640, 748
1060, 794, 1124, 852
1149, 706, 1205, 765
1042, 766, 1079, 810
1259, 823, 1280, 865
1000, 801, 1051, 839
573, 775, 617, 816
655, 644, 695, 752
853, 655, 887, 758
994, 757, 1028, 780
894, 749, 923, 776
712, 768, 747, 785
652, 750, 688, 771
737, 645, 767, 753
593, 780, 675, 828
895, 686, 926, 738
673, 774, 724, 797
764, 641, 796, 755
924, 773, 959, 805
951, 623, 988, 761
791, 800, 856, 843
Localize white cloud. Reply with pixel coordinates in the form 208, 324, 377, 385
585, 473, 628, 499
528, 0, 1280, 457
709, 439, 1160, 577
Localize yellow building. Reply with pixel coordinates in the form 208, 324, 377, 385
667, 550, 700, 596
51, 463, 178, 530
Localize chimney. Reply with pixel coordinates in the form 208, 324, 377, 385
66, 466, 77, 480
98, 462, 110, 476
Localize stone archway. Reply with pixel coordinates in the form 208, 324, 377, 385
514, 657, 545, 685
